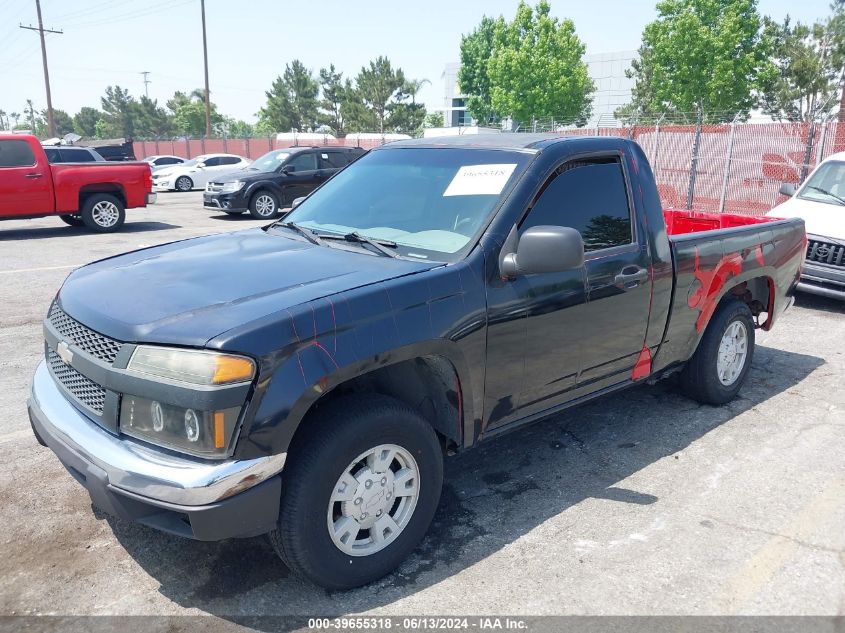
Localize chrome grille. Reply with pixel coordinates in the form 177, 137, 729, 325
47, 348, 106, 414
806, 239, 845, 268
48, 303, 122, 363
206, 182, 224, 192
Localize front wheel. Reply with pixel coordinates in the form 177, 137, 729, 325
249, 190, 280, 219
679, 299, 755, 405
270, 394, 443, 590
80, 194, 126, 233
175, 175, 193, 192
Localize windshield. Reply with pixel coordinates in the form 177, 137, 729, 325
248, 150, 290, 172
281, 147, 532, 261
798, 160, 845, 206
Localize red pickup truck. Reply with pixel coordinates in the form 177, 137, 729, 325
0, 134, 155, 232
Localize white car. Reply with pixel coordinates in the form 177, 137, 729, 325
143, 155, 186, 172
152, 154, 250, 191
767, 151, 845, 300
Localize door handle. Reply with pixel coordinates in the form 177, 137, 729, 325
614, 267, 649, 289
25, 172, 43, 179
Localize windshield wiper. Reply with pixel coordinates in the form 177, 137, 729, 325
805, 186, 845, 205
279, 221, 324, 245
320, 232, 399, 258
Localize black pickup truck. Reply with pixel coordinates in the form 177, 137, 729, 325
28, 135, 805, 590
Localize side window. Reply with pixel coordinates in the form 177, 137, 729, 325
43, 147, 62, 163
520, 157, 633, 252
162, 157, 180, 165
287, 152, 318, 171
0, 140, 37, 167
220, 156, 241, 165
320, 152, 348, 169
203, 157, 220, 167
60, 148, 95, 162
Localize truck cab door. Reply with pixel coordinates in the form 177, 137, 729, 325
280, 151, 321, 202
0, 139, 53, 217
568, 154, 653, 391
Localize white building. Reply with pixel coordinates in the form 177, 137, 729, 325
435, 50, 638, 128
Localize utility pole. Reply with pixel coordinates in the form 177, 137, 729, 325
140, 71, 151, 99
20, 0, 62, 137
200, 0, 212, 137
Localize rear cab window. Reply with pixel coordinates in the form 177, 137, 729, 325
0, 140, 37, 167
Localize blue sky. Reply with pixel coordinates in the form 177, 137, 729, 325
0, 0, 835, 124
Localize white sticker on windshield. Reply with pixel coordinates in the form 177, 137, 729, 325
443, 163, 517, 197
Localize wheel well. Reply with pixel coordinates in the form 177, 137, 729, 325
722, 276, 773, 328
296, 356, 463, 453
79, 184, 126, 209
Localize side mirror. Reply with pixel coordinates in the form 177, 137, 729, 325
779, 182, 797, 197
195, 162, 206, 169
291, 196, 305, 209
501, 226, 584, 278
282, 164, 295, 174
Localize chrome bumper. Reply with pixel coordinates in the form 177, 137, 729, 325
28, 361, 286, 506
146, 192, 157, 205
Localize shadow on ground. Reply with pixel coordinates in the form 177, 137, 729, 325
793, 291, 844, 315
0, 222, 180, 241
104, 344, 823, 621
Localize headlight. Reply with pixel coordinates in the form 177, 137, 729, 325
120, 394, 241, 457
221, 180, 244, 193
127, 346, 255, 386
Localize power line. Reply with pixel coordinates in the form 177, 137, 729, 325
19, 0, 62, 136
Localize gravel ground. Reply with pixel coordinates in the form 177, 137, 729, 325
0, 193, 843, 621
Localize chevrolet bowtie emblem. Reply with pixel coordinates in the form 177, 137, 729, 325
57, 340, 73, 365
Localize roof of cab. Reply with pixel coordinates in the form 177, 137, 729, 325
379, 133, 619, 152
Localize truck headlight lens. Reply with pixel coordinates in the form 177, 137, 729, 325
127, 346, 255, 386
221, 180, 244, 192
121, 394, 240, 457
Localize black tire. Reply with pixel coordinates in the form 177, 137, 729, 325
679, 299, 755, 405
59, 214, 84, 227
175, 175, 193, 192
270, 394, 443, 590
80, 194, 126, 233
248, 190, 280, 219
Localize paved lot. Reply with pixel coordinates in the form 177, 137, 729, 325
0, 193, 844, 619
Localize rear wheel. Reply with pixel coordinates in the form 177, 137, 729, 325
59, 214, 84, 227
269, 394, 443, 590
80, 194, 125, 233
249, 190, 279, 219
175, 175, 193, 192
679, 299, 755, 405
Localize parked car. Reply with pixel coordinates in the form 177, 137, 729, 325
0, 134, 155, 232
204, 146, 366, 219
152, 154, 249, 191
42, 145, 106, 163
28, 135, 804, 590
143, 155, 186, 171
767, 152, 845, 300
76, 138, 136, 161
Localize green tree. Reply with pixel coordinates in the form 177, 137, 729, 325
99, 85, 138, 138
167, 89, 222, 136
134, 96, 172, 137
459, 15, 499, 122
318, 64, 348, 136
625, 0, 776, 123
45, 109, 74, 136
353, 56, 406, 133
258, 60, 319, 133
10, 112, 21, 128
760, 4, 845, 122
73, 107, 102, 137
424, 112, 445, 128
0, 110, 6, 130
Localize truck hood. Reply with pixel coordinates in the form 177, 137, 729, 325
58, 228, 439, 347
768, 196, 845, 240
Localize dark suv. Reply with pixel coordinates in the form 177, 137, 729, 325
204, 146, 366, 219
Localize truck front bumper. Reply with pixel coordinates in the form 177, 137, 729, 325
27, 361, 285, 540
798, 261, 845, 301
203, 190, 249, 211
